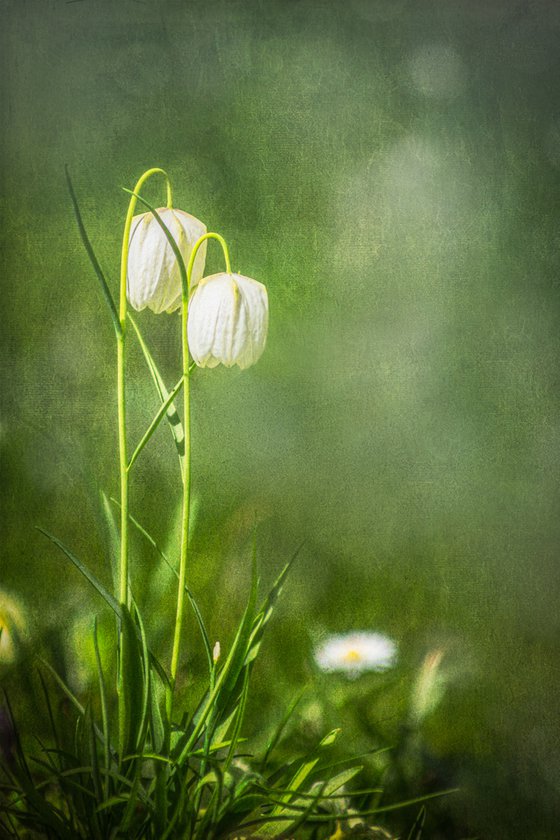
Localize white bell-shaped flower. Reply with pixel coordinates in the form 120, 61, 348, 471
187, 272, 268, 369
127, 208, 207, 314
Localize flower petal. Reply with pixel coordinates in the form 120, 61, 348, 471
187, 272, 268, 369
127, 208, 207, 314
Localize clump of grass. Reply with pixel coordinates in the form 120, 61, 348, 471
0, 168, 452, 838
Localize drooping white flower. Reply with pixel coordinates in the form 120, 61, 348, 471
187, 272, 268, 370
314, 631, 397, 677
127, 208, 207, 314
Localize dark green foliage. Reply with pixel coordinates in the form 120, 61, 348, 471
1, 543, 451, 837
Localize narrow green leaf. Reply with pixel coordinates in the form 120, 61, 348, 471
133, 601, 151, 754
2, 690, 32, 783
218, 553, 259, 700
127, 375, 184, 472
360, 788, 459, 816
320, 765, 362, 797
275, 780, 330, 838
37, 670, 61, 769
118, 604, 144, 760
238, 789, 457, 833
86, 707, 104, 840
93, 618, 111, 799
281, 729, 340, 802
39, 660, 86, 719
222, 667, 250, 775
2, 693, 78, 839
407, 805, 426, 840
38, 527, 120, 616
185, 543, 302, 770
65, 166, 121, 337
175, 602, 256, 764
115, 501, 213, 675
128, 314, 186, 479
257, 729, 341, 836
318, 728, 341, 749
262, 687, 306, 767
230, 793, 269, 815
210, 708, 237, 752
95, 795, 129, 814
120, 766, 143, 833
244, 540, 304, 668
149, 676, 166, 756
39, 527, 170, 688
101, 491, 120, 598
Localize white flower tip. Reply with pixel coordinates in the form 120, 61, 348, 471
212, 641, 221, 663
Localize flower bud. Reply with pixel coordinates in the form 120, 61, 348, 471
187, 272, 268, 370
127, 208, 207, 314
212, 641, 221, 663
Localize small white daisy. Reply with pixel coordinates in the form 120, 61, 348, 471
314, 631, 397, 677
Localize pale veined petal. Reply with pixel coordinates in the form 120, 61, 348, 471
187, 272, 269, 370
127, 208, 207, 314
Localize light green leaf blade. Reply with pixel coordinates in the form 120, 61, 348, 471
127, 375, 184, 472
38, 527, 120, 616
65, 166, 120, 337
128, 314, 186, 480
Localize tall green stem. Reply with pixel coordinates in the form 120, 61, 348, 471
168, 232, 231, 713
117, 168, 172, 608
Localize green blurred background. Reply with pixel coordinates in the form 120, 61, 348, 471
2, 0, 560, 836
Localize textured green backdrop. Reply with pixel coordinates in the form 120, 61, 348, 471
2, 1, 560, 837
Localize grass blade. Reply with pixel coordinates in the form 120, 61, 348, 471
38, 528, 120, 616
244, 540, 304, 668
175, 594, 257, 764
256, 729, 341, 836
407, 805, 426, 840
117, 604, 144, 760
222, 667, 250, 775
65, 166, 120, 337
127, 375, 184, 472
128, 314, 186, 479
100, 491, 120, 599
113, 501, 213, 675
133, 601, 151, 754
38, 527, 170, 688
93, 619, 111, 799
261, 687, 306, 768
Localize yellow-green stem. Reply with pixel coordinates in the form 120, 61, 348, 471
168, 232, 231, 716
117, 168, 172, 609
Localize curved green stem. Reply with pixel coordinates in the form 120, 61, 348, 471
168, 231, 232, 718
186, 231, 232, 278
117, 168, 172, 610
